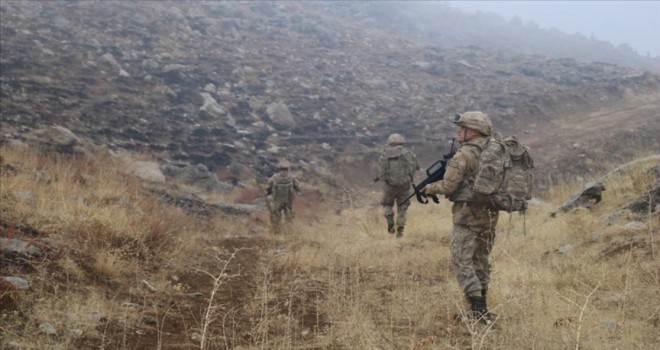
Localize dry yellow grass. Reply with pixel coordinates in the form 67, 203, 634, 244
1, 145, 658, 349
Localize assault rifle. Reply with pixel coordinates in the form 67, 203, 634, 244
403, 138, 457, 204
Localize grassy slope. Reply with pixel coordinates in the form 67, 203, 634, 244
1, 145, 658, 349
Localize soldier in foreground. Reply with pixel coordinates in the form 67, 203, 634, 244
266, 160, 301, 234
376, 133, 420, 237
421, 112, 498, 324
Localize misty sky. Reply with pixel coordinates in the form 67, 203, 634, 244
447, 1, 660, 58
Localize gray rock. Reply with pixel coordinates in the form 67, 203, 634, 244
1, 276, 30, 290
624, 221, 648, 231
211, 201, 259, 215
23, 125, 79, 154
142, 315, 158, 325
553, 182, 605, 216
69, 328, 84, 338
266, 102, 296, 129
142, 279, 158, 292
0, 238, 43, 258
32, 169, 53, 184
160, 162, 233, 193
556, 244, 572, 254
126, 161, 166, 183
601, 320, 620, 332
87, 312, 108, 323
12, 191, 35, 206
38, 322, 58, 336
199, 92, 236, 125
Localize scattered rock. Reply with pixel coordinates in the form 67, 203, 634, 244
160, 162, 233, 193
1, 276, 30, 290
32, 169, 53, 184
0, 238, 44, 258
12, 191, 36, 206
623, 221, 648, 232
556, 244, 572, 254
23, 125, 79, 154
38, 322, 58, 336
552, 182, 605, 216
87, 312, 108, 323
69, 329, 84, 338
142, 279, 158, 292
210, 201, 259, 215
126, 161, 166, 183
141, 315, 158, 325
266, 102, 296, 129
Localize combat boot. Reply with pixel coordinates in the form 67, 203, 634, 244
468, 295, 493, 325
481, 288, 498, 319
386, 215, 395, 234
396, 226, 404, 237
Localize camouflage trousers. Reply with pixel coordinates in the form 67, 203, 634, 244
271, 202, 294, 234
451, 223, 496, 297
381, 184, 412, 226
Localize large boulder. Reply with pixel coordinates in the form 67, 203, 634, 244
266, 102, 296, 129
23, 125, 79, 154
126, 161, 166, 183
160, 162, 233, 193
552, 181, 605, 216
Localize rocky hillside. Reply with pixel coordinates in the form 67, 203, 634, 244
1, 1, 659, 192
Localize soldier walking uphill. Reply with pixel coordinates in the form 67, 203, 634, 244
376, 133, 420, 237
266, 160, 301, 234
420, 112, 498, 324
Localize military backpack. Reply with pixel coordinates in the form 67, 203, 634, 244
473, 135, 535, 212
383, 147, 412, 186
273, 176, 295, 204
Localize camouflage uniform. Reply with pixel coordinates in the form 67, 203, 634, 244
377, 134, 420, 237
266, 163, 300, 233
425, 111, 498, 323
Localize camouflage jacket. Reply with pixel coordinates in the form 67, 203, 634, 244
426, 136, 498, 230
425, 136, 489, 200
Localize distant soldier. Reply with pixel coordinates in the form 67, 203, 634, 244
376, 133, 420, 237
421, 111, 498, 324
266, 160, 301, 233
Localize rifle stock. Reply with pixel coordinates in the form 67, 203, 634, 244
402, 138, 457, 205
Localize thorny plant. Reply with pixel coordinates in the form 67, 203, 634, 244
195, 248, 246, 350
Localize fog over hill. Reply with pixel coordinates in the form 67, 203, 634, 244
314, 1, 660, 72
1, 1, 659, 194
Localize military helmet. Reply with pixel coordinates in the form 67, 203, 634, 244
387, 133, 405, 145
277, 160, 291, 170
452, 111, 493, 136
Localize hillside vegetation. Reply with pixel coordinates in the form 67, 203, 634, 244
2, 145, 658, 349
